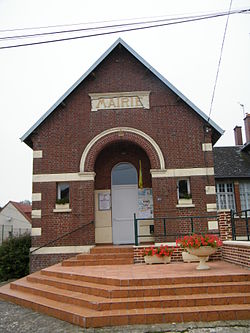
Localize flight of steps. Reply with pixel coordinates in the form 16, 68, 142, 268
62, 246, 134, 266
0, 252, 249, 328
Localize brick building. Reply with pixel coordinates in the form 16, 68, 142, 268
214, 115, 250, 240
0, 201, 31, 244
21, 38, 224, 271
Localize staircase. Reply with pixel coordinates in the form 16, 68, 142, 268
62, 246, 134, 266
0, 248, 249, 328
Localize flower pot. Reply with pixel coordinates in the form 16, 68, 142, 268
182, 251, 208, 263
144, 255, 171, 265
187, 246, 218, 270
55, 203, 70, 209
178, 198, 193, 205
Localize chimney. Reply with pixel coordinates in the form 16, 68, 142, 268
244, 113, 250, 143
234, 126, 243, 145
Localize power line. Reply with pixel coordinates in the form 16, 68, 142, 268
0, 9, 245, 41
0, 8, 245, 33
0, 8, 249, 50
208, 0, 233, 122
0, 12, 229, 41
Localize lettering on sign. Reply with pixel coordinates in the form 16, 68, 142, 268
89, 91, 150, 111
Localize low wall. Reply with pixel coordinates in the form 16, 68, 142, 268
133, 244, 222, 264
29, 253, 75, 273
222, 241, 250, 269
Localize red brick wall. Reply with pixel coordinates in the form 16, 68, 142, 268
95, 141, 152, 189
217, 211, 250, 269
218, 210, 232, 241
31, 45, 214, 174
30, 44, 217, 262
222, 243, 250, 269
134, 245, 221, 264
32, 182, 95, 248
29, 253, 75, 273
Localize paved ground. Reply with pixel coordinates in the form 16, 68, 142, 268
0, 299, 249, 333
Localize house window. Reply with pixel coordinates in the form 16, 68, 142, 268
216, 183, 235, 210
239, 182, 250, 212
57, 183, 69, 204
177, 179, 191, 199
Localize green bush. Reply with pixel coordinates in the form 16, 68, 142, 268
0, 233, 31, 282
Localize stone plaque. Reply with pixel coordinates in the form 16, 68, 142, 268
89, 91, 150, 111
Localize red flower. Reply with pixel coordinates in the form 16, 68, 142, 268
143, 245, 174, 257
176, 234, 222, 249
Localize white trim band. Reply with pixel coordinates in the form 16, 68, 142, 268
53, 208, 72, 213
30, 245, 95, 254
31, 228, 41, 236
208, 221, 218, 230
150, 167, 214, 178
206, 203, 217, 212
80, 127, 165, 171
33, 172, 95, 183
32, 193, 42, 201
223, 241, 250, 248
31, 209, 41, 218
33, 150, 43, 158
206, 186, 216, 195
202, 143, 213, 151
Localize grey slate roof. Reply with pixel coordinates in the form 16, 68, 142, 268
214, 146, 250, 179
21, 38, 224, 144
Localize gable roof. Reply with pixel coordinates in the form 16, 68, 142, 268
21, 38, 224, 145
1, 201, 32, 223
10, 201, 32, 223
214, 146, 250, 179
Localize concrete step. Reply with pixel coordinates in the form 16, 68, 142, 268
90, 246, 134, 254
62, 258, 134, 266
1, 259, 250, 328
76, 252, 134, 260
41, 264, 250, 287
0, 283, 249, 328
27, 271, 250, 299
10, 277, 250, 311
61, 246, 134, 267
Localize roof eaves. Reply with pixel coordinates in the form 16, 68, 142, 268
20, 38, 123, 142
119, 39, 224, 135
21, 37, 224, 142
241, 141, 250, 152
10, 201, 32, 223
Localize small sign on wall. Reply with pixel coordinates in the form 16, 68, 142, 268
138, 188, 153, 218
98, 193, 111, 211
89, 91, 150, 111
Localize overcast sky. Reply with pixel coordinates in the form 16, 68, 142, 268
0, 0, 250, 207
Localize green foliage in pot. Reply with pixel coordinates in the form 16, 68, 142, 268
56, 198, 69, 204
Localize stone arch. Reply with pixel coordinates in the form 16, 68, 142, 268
79, 127, 165, 172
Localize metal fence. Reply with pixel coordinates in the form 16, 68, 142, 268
134, 214, 220, 246
231, 209, 250, 241
0, 225, 31, 245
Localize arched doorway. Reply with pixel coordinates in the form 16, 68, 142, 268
111, 163, 138, 244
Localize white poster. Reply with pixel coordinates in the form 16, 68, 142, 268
98, 193, 111, 210
138, 188, 153, 218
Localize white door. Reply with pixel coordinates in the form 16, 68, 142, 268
111, 163, 138, 244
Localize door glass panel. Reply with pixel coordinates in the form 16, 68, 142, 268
112, 163, 137, 185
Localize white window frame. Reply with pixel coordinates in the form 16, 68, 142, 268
239, 182, 250, 212
57, 183, 70, 203
177, 179, 191, 200
216, 182, 235, 211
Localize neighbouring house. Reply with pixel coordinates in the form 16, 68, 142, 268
0, 201, 31, 244
214, 114, 250, 240
20, 38, 225, 271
